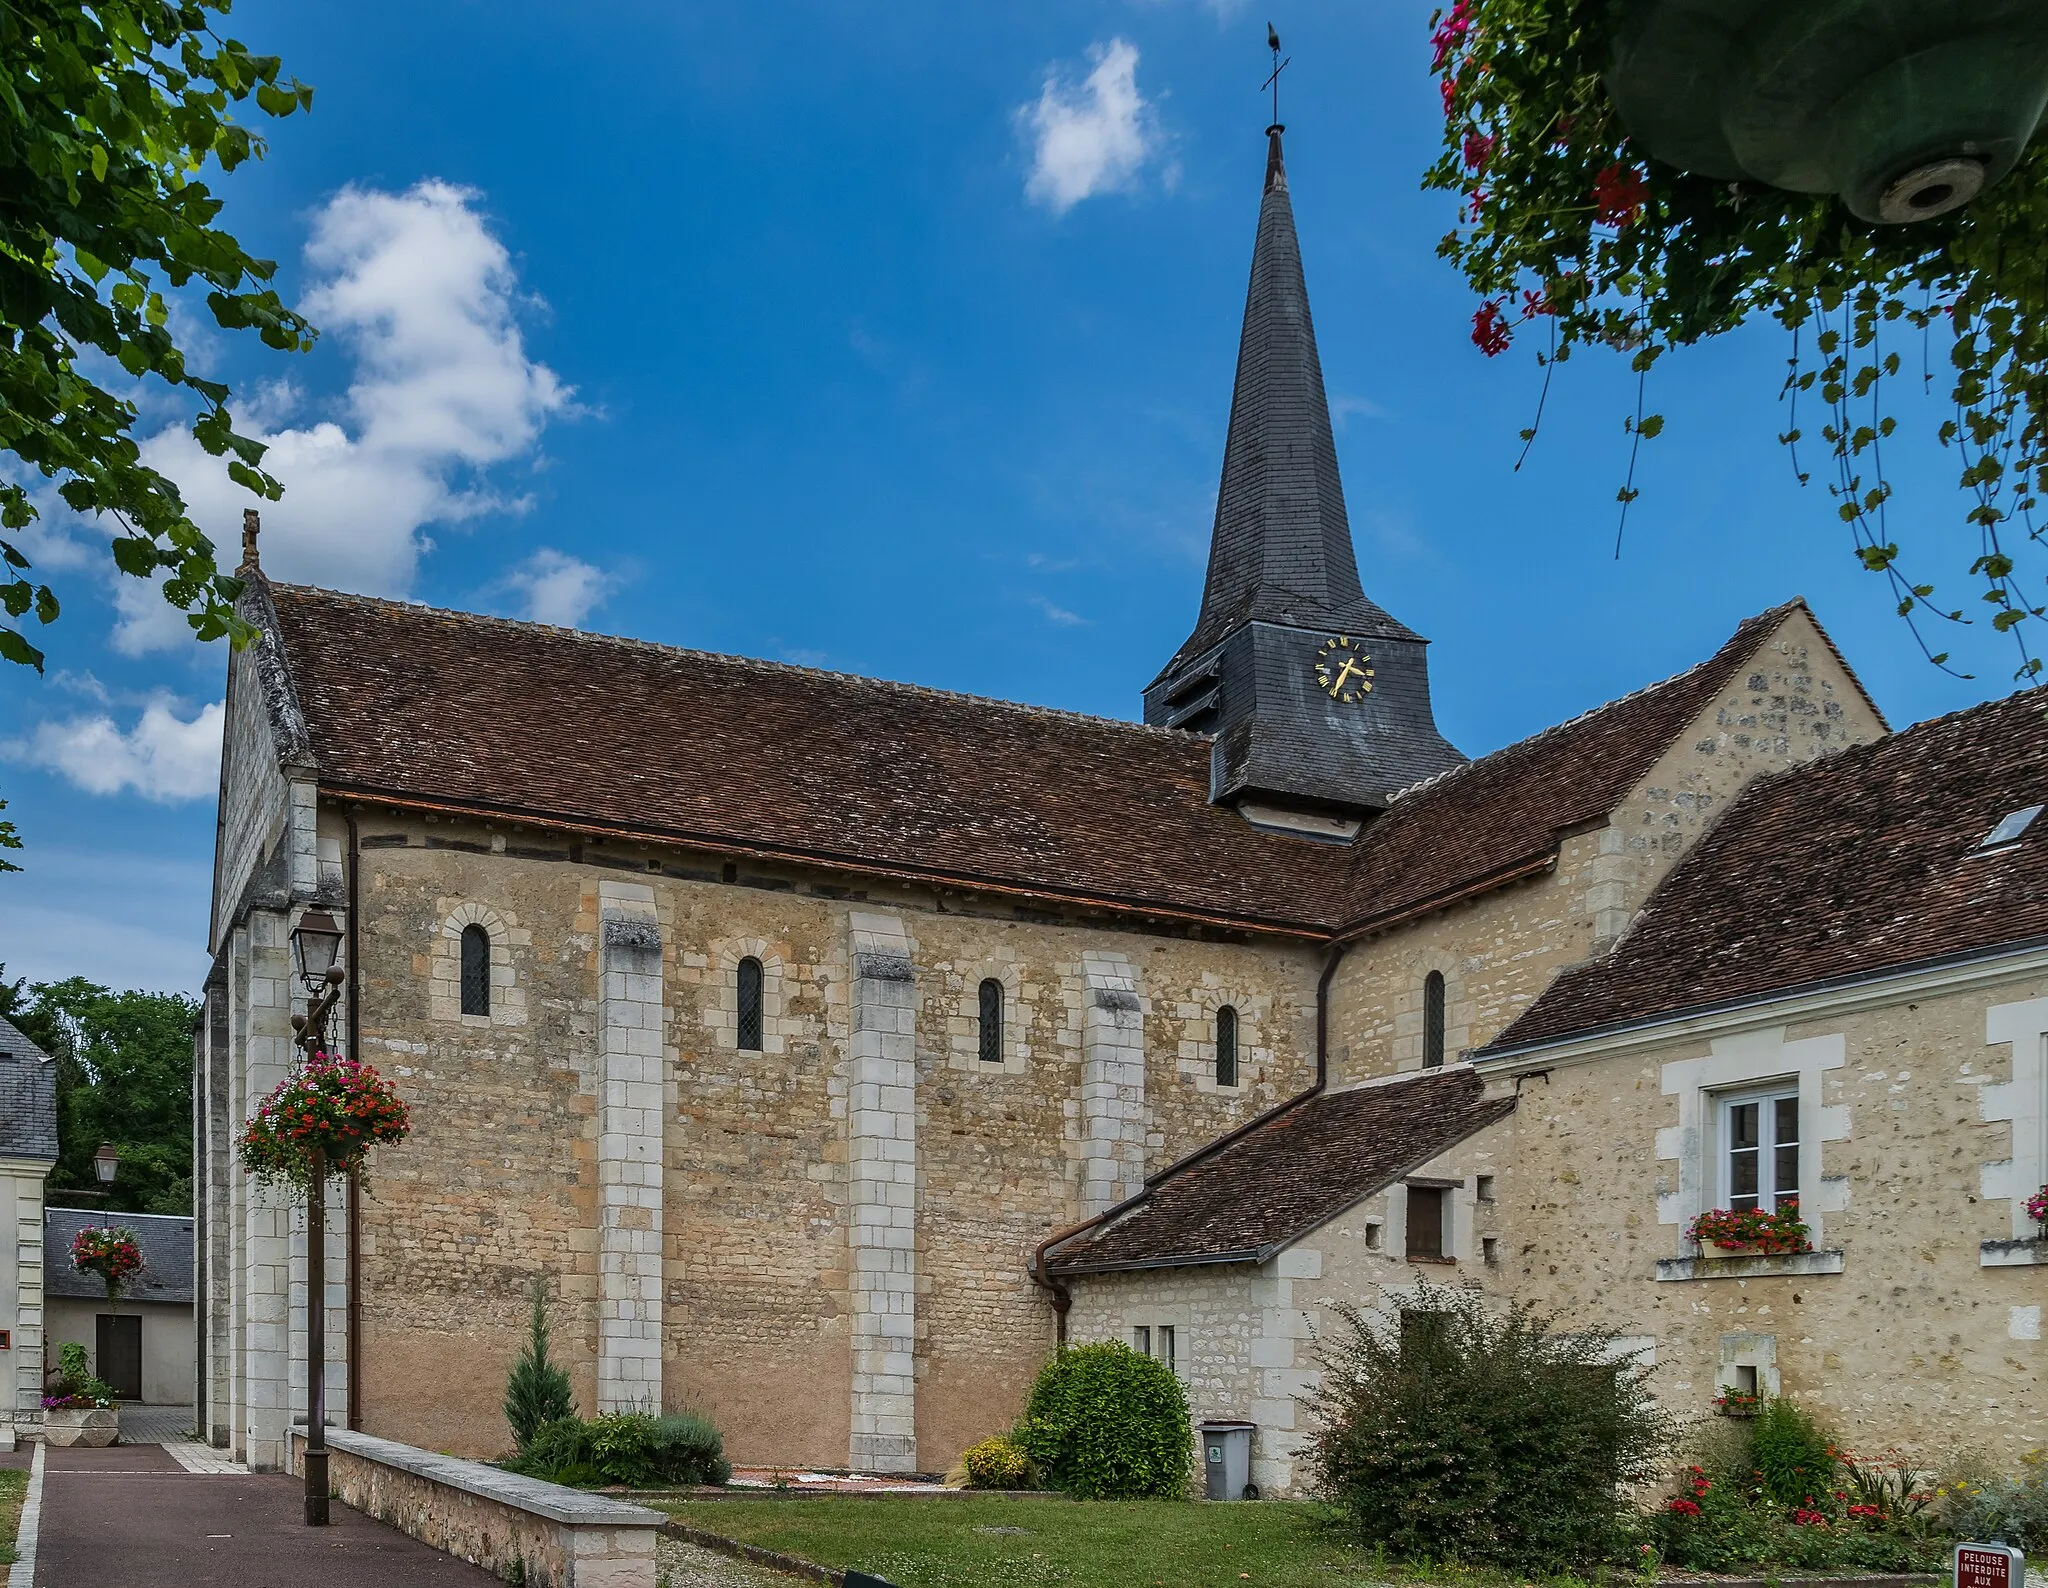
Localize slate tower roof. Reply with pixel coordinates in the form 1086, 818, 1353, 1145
1144, 127, 1463, 816
0, 1013, 59, 1162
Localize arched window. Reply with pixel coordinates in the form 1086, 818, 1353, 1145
1216, 1005, 1239, 1088
1423, 971, 1446, 1068
460, 923, 491, 1016
737, 957, 764, 1051
978, 978, 1004, 1064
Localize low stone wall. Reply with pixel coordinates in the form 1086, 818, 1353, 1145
288, 1428, 662, 1587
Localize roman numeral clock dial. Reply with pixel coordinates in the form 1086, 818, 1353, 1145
1313, 635, 1375, 704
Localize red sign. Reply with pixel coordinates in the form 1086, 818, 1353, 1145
1957, 1544, 2021, 1588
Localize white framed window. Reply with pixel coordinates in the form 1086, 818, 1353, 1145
1130, 1322, 1179, 1374
1718, 1086, 1800, 1213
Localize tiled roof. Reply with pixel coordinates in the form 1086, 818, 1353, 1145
1484, 690, 2048, 1053
45, 1208, 195, 1305
255, 584, 1830, 936
0, 1014, 58, 1161
1330, 601, 1832, 931
1043, 1067, 1516, 1273
263, 584, 1350, 932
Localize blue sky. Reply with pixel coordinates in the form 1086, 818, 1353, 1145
0, 0, 2023, 995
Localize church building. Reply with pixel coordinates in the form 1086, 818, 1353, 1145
194, 126, 2043, 1485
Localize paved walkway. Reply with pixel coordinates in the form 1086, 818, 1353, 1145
27, 1443, 501, 1587
112, 1404, 196, 1444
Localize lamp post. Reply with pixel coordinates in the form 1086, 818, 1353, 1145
288, 909, 346, 1527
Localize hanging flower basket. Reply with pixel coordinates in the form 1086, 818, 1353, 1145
239, 1051, 411, 1191
1686, 1201, 1812, 1255
1427, 0, 2048, 679
70, 1225, 142, 1301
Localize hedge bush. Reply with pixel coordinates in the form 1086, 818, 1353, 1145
1751, 1397, 1838, 1508
505, 1410, 730, 1489
1945, 1452, 2048, 1552
1016, 1342, 1191, 1500
1306, 1284, 1673, 1571
961, 1435, 1032, 1490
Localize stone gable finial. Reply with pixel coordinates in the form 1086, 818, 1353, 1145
240, 508, 261, 575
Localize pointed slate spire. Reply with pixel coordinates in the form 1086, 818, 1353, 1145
1165, 125, 1413, 673
1143, 126, 1463, 818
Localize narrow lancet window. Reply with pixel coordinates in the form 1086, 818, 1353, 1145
1423, 972, 1446, 1068
460, 923, 491, 1016
737, 957, 764, 1051
978, 978, 1004, 1064
1216, 1005, 1239, 1088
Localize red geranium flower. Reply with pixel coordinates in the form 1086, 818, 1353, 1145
1471, 300, 1512, 357
1593, 163, 1649, 226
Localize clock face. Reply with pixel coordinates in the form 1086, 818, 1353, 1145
1313, 635, 1375, 703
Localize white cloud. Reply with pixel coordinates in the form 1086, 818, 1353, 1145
11, 699, 224, 802
111, 179, 571, 653
1020, 39, 1156, 214
502, 547, 612, 628
1030, 595, 1086, 626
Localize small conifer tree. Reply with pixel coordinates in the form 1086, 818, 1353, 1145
504, 1276, 576, 1451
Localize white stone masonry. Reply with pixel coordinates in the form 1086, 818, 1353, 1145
1081, 951, 1148, 1216
598, 882, 665, 1412
847, 911, 918, 1473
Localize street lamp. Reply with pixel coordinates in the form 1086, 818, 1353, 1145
286, 908, 347, 1526
92, 1143, 119, 1187
291, 910, 344, 992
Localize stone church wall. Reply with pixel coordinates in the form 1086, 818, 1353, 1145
1492, 963, 2048, 1471
332, 810, 1321, 1468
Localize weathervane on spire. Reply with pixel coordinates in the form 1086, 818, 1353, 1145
1262, 22, 1290, 131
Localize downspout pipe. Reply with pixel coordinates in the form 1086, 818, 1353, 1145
343, 808, 362, 1431
1029, 940, 1350, 1344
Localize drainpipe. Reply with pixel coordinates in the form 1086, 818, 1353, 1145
1029, 940, 1351, 1342
344, 808, 362, 1431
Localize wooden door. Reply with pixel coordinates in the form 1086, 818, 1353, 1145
96, 1314, 142, 1401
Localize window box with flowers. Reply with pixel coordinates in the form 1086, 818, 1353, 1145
1983, 1183, 2048, 1266
1712, 1390, 1765, 1418
1656, 1202, 1845, 1282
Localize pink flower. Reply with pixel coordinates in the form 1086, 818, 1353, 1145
1430, 0, 1473, 71
1461, 131, 1495, 172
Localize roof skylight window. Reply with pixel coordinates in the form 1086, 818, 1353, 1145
1979, 804, 2044, 850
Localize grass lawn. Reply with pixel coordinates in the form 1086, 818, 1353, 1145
0, 1467, 27, 1567
663, 1496, 1404, 1588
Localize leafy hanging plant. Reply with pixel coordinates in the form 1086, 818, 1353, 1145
1427, 0, 2048, 679
70, 1224, 143, 1300
238, 1051, 410, 1191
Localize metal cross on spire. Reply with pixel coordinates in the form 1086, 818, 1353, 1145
1262, 22, 1290, 130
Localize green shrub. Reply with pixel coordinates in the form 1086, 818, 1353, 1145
586, 1411, 658, 1486
1305, 1284, 1674, 1571
1750, 1397, 1837, 1507
504, 1278, 577, 1452
649, 1412, 731, 1486
1945, 1450, 2048, 1552
1015, 1342, 1191, 1500
962, 1435, 1032, 1490
507, 1417, 603, 1488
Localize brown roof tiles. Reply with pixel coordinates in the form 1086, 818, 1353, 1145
257, 582, 1829, 938
1042, 1067, 1516, 1273
1484, 690, 2048, 1054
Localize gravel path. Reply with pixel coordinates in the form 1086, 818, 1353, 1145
657, 1534, 812, 1587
